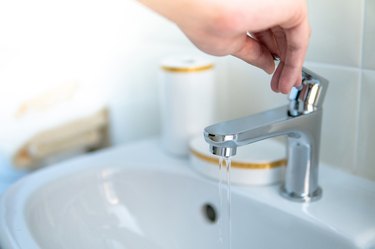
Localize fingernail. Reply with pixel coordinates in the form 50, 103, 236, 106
272, 53, 280, 61
294, 82, 303, 90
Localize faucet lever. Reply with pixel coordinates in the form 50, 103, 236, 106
288, 67, 329, 117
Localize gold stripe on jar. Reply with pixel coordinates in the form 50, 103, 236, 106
161, 64, 214, 73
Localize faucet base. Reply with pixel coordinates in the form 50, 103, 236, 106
280, 186, 322, 203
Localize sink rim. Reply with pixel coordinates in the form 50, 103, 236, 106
1, 138, 375, 249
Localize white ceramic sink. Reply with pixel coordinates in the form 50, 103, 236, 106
1, 138, 375, 249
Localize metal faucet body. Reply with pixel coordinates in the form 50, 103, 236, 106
204, 68, 328, 202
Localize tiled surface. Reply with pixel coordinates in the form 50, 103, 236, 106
222, 57, 287, 120
363, 0, 375, 69
306, 0, 363, 67
304, 63, 361, 172
109, 97, 160, 145
357, 71, 375, 180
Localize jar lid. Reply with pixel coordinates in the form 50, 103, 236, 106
160, 55, 213, 73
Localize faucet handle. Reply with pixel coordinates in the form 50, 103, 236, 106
288, 67, 329, 116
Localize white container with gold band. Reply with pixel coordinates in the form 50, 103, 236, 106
159, 56, 215, 157
189, 136, 287, 185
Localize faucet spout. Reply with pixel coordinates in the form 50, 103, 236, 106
204, 106, 295, 154
203, 68, 328, 202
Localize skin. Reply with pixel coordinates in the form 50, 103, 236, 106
138, 0, 311, 94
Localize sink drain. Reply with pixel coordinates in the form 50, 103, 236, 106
202, 203, 217, 223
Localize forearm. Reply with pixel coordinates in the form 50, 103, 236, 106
138, 0, 306, 33
138, 0, 216, 28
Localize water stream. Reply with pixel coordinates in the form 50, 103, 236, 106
218, 157, 232, 249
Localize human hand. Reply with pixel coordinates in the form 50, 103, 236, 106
139, 0, 311, 94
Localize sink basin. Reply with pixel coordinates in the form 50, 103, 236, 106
1, 138, 375, 249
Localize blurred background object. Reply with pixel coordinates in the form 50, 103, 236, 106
159, 55, 215, 157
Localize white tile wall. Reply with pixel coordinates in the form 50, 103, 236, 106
109, 97, 160, 144
221, 57, 287, 119
306, 0, 364, 66
304, 64, 361, 172
363, 0, 375, 69
357, 71, 375, 180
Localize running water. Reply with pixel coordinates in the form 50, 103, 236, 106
218, 157, 232, 249
218, 157, 224, 245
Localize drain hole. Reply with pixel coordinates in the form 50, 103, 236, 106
202, 203, 217, 223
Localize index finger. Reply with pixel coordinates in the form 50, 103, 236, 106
275, 18, 311, 94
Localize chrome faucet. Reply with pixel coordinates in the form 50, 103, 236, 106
204, 68, 328, 202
